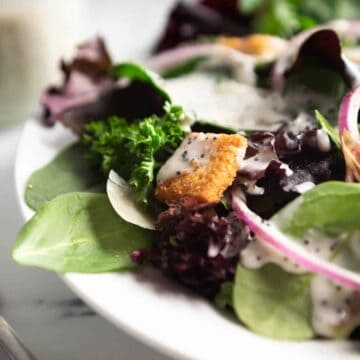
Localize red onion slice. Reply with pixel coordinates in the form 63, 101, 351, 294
146, 43, 255, 74
232, 192, 360, 290
339, 86, 360, 181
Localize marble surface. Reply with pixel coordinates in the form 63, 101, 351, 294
0, 1, 178, 359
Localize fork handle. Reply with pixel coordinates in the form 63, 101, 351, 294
0, 317, 36, 360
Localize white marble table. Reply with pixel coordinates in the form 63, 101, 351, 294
0, 1, 178, 358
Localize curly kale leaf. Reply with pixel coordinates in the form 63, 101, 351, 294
83, 104, 186, 206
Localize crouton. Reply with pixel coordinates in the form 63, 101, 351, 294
218, 35, 287, 61
156, 132, 247, 204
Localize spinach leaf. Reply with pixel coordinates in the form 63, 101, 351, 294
163, 56, 207, 79
233, 264, 314, 340
234, 182, 360, 339
25, 143, 105, 211
110, 62, 171, 103
215, 281, 234, 311
14, 193, 152, 273
273, 181, 360, 239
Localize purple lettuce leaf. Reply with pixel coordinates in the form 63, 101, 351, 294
153, 1, 249, 53
42, 37, 166, 135
237, 130, 345, 219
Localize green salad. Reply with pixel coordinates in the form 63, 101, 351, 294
15, 25, 360, 341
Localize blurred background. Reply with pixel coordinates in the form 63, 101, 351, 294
0, 0, 359, 359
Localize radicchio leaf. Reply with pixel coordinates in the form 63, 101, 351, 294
42, 37, 114, 132
237, 129, 345, 218
42, 38, 167, 135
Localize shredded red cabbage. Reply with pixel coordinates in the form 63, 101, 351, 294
145, 201, 247, 298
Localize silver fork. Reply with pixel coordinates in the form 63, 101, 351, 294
0, 317, 36, 360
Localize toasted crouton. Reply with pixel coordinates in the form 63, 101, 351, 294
155, 132, 247, 204
218, 35, 287, 61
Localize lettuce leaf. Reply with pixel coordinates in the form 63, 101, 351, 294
14, 193, 152, 273
234, 182, 360, 339
25, 143, 105, 211
233, 264, 314, 340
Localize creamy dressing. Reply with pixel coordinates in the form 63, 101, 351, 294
311, 276, 359, 337
164, 73, 290, 131
293, 181, 315, 194
286, 112, 315, 134
240, 226, 359, 337
284, 86, 339, 123
157, 132, 246, 184
316, 129, 332, 152
199, 46, 257, 85
156, 133, 216, 184
240, 237, 307, 274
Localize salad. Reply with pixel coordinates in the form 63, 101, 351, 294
14, 21, 360, 341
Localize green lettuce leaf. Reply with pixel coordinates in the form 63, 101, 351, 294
25, 143, 105, 211
110, 62, 171, 103
234, 182, 360, 339
14, 193, 152, 273
233, 264, 314, 340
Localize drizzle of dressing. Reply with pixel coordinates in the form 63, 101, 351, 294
156, 133, 215, 184
286, 111, 315, 134
311, 276, 359, 337
164, 73, 290, 131
293, 181, 315, 194
240, 237, 307, 274
240, 226, 359, 337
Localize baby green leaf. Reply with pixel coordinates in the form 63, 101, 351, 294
110, 62, 171, 103
273, 181, 360, 238
233, 264, 314, 340
14, 193, 152, 273
25, 143, 105, 211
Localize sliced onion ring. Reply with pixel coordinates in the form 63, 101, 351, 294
146, 43, 256, 85
232, 191, 360, 290
339, 86, 360, 181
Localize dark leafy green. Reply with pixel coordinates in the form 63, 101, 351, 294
163, 56, 207, 79
238, 0, 360, 37
83, 104, 186, 206
14, 193, 152, 273
215, 281, 234, 311
110, 62, 171, 103
234, 182, 360, 339
233, 264, 314, 340
273, 181, 360, 239
25, 143, 105, 211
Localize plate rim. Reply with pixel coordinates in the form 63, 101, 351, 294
14, 120, 360, 360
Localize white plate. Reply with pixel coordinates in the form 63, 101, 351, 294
15, 119, 359, 360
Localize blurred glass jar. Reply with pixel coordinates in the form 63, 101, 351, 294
0, 0, 88, 127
